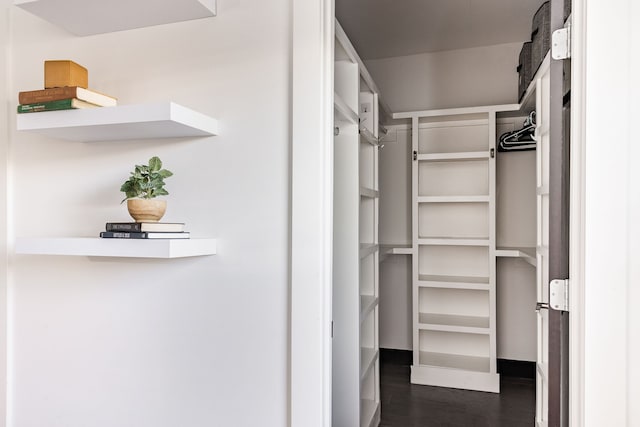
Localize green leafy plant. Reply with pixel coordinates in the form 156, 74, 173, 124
120, 156, 173, 203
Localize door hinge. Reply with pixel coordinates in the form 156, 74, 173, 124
550, 279, 569, 312
552, 23, 571, 60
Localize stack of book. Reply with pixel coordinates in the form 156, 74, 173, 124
99, 222, 189, 239
17, 60, 117, 113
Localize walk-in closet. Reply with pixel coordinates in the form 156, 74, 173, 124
331, 0, 570, 426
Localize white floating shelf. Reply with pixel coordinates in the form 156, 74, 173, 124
14, 0, 217, 36
15, 237, 217, 258
16, 102, 218, 142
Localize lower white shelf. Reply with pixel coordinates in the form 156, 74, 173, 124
411, 358, 500, 393
15, 237, 217, 258
360, 348, 379, 381
360, 398, 381, 427
418, 313, 490, 334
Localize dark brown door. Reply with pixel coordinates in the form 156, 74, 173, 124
547, 0, 571, 425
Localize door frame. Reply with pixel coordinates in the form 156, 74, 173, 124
289, 1, 588, 426
290, 0, 334, 427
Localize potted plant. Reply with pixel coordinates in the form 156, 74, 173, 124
120, 156, 173, 222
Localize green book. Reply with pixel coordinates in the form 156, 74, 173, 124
17, 98, 98, 113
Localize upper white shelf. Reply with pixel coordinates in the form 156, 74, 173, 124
496, 246, 537, 267
334, 93, 358, 124
15, 237, 217, 259
417, 151, 490, 162
14, 0, 216, 36
16, 102, 219, 142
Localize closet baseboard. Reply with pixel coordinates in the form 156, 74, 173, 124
497, 358, 535, 380
381, 350, 535, 380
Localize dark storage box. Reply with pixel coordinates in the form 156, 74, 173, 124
531, 1, 550, 75
517, 42, 533, 102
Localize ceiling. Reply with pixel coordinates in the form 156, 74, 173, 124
336, 0, 547, 60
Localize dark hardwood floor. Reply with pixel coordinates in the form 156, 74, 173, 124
379, 350, 536, 427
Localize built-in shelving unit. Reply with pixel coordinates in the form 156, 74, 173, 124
14, 0, 217, 36
332, 20, 381, 427
392, 106, 521, 394
15, 237, 217, 258
16, 102, 218, 142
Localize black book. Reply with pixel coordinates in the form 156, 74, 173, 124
100, 231, 190, 239
105, 222, 185, 232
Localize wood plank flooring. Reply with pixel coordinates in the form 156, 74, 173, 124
379, 350, 536, 427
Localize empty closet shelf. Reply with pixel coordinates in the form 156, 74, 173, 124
418, 351, 490, 373
359, 186, 379, 198
418, 196, 489, 203
334, 92, 358, 124
418, 313, 490, 334
418, 237, 489, 246
418, 275, 490, 290
495, 247, 536, 266
359, 243, 378, 259
360, 295, 378, 323
361, 399, 380, 427
416, 151, 490, 162
360, 348, 379, 381
359, 128, 379, 146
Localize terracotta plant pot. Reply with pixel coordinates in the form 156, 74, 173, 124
127, 199, 167, 222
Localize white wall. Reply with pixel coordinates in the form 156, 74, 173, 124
365, 43, 522, 113
378, 126, 411, 350
6, 1, 290, 426
582, 0, 636, 424
0, 1, 10, 424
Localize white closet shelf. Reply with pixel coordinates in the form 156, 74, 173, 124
417, 196, 489, 203
499, 53, 551, 118
15, 237, 217, 258
360, 295, 378, 324
418, 237, 490, 247
418, 313, 490, 334
417, 151, 490, 162
379, 244, 412, 262
360, 398, 381, 427
360, 348, 379, 381
418, 275, 490, 291
14, 0, 217, 36
359, 128, 379, 146
334, 93, 358, 124
359, 243, 378, 259
359, 186, 379, 198
16, 102, 219, 142
417, 351, 490, 373
496, 247, 537, 267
